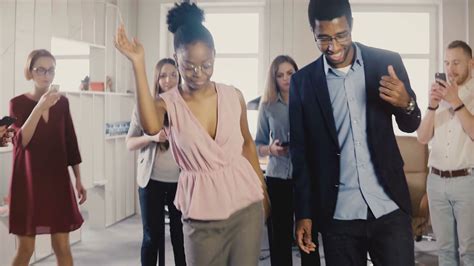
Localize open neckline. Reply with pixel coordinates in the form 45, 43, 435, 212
23, 93, 51, 124
177, 82, 221, 142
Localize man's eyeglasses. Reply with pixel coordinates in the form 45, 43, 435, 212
32, 67, 55, 76
181, 61, 213, 75
315, 31, 351, 46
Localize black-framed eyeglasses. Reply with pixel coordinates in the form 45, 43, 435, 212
315, 31, 351, 46
32, 67, 55, 76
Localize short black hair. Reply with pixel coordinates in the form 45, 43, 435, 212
308, 0, 353, 30
447, 40, 472, 58
166, 2, 215, 51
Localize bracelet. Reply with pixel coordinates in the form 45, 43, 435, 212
427, 105, 439, 111
454, 103, 465, 112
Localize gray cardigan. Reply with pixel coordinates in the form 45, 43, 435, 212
127, 107, 179, 188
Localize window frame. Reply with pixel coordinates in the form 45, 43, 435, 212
159, 2, 266, 102
352, 4, 439, 135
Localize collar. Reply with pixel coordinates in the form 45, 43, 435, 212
323, 43, 363, 75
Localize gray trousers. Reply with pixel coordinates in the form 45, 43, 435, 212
182, 201, 264, 266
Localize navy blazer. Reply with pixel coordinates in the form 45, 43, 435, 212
289, 43, 421, 232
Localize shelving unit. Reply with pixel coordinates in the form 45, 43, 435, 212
64, 91, 135, 228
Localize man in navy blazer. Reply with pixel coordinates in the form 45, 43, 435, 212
290, 0, 421, 265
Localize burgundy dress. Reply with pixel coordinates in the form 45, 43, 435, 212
8, 94, 83, 235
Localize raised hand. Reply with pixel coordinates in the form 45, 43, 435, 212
379, 65, 411, 108
436, 78, 463, 108
114, 24, 145, 64
37, 90, 60, 111
429, 82, 443, 108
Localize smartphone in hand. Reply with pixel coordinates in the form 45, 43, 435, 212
49, 84, 60, 92
278, 141, 290, 147
435, 72, 447, 87
0, 116, 16, 127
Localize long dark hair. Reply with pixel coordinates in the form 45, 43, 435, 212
153, 58, 180, 151
166, 2, 215, 52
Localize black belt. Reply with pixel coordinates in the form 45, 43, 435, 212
431, 167, 472, 178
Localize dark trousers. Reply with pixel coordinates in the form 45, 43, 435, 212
139, 180, 186, 266
266, 177, 320, 266
322, 208, 414, 266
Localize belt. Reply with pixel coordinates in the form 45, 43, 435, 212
431, 167, 472, 178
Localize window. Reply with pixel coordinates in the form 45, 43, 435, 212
352, 6, 437, 135
204, 10, 264, 138
204, 12, 261, 101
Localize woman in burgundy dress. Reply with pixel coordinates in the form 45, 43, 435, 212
9, 49, 86, 266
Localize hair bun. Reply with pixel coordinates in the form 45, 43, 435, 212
167, 2, 205, 34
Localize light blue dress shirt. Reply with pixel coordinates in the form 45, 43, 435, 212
255, 94, 292, 179
324, 44, 398, 220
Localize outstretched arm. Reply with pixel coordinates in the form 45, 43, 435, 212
115, 24, 166, 135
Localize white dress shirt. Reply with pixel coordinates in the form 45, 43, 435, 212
429, 78, 474, 170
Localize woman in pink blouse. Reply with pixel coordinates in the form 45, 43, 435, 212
115, 2, 269, 266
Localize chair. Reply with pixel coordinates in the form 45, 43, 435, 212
396, 136, 430, 240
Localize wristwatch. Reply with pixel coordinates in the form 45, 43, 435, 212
405, 97, 416, 114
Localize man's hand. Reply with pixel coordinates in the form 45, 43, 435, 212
296, 219, 317, 254
379, 65, 411, 108
436, 79, 463, 108
429, 82, 444, 109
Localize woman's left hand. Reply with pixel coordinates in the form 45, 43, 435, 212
76, 180, 87, 205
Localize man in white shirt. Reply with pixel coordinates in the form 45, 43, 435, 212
417, 40, 474, 266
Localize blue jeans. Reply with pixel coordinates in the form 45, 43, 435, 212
427, 172, 474, 266
139, 180, 186, 266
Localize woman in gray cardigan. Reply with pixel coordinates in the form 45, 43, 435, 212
126, 58, 185, 266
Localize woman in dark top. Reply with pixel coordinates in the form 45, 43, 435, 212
9, 49, 86, 266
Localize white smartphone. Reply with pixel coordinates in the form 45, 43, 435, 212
49, 84, 60, 92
